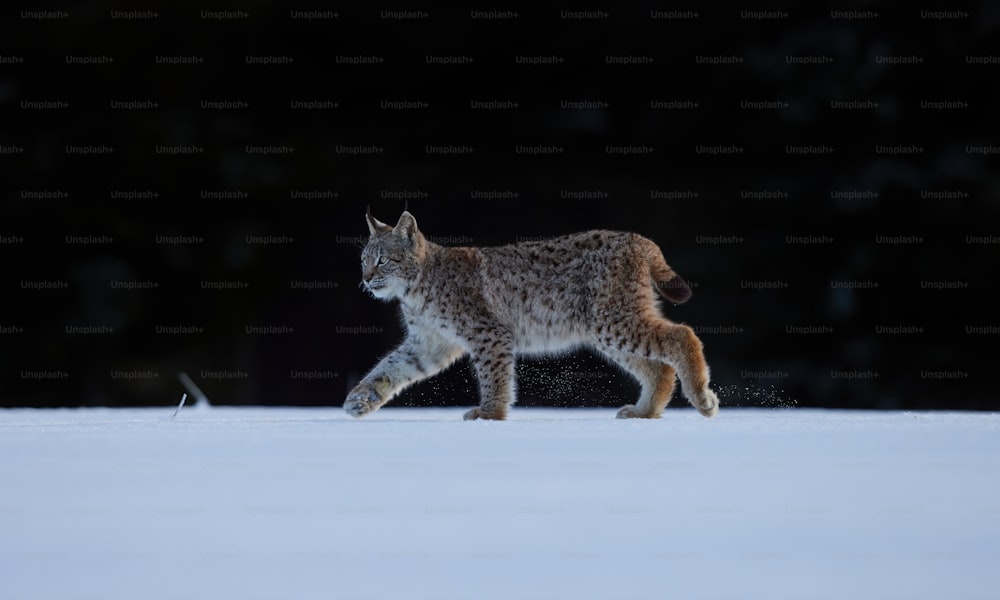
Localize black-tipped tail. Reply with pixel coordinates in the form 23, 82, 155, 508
656, 274, 692, 304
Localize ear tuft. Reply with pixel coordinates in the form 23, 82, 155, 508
366, 207, 391, 237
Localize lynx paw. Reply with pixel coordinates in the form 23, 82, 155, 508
344, 384, 382, 418
695, 388, 720, 418
616, 405, 661, 419
463, 405, 507, 421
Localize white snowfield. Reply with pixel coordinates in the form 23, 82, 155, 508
1, 407, 998, 600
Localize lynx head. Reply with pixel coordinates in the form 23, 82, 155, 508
361, 208, 427, 300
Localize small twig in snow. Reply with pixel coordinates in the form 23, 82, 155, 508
177, 371, 211, 407
172, 393, 187, 419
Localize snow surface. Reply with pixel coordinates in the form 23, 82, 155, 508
1, 407, 998, 600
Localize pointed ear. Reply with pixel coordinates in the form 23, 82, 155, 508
393, 211, 419, 240
366, 206, 391, 237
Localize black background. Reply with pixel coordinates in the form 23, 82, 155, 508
2, 3, 998, 410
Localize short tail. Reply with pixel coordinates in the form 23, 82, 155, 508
646, 241, 692, 304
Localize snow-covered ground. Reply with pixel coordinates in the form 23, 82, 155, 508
1, 406, 997, 600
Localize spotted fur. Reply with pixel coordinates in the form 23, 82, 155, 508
344, 210, 719, 421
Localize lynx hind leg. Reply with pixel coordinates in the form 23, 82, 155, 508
596, 318, 718, 418
605, 350, 676, 419
657, 321, 718, 418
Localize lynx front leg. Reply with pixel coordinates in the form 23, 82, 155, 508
464, 339, 516, 421
345, 334, 463, 418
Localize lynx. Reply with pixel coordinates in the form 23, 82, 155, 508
344, 210, 720, 421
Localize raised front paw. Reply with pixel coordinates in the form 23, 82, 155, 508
344, 384, 383, 418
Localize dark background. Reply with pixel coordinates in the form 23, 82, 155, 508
2, 3, 998, 410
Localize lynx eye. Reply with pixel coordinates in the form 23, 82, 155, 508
377, 256, 390, 266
